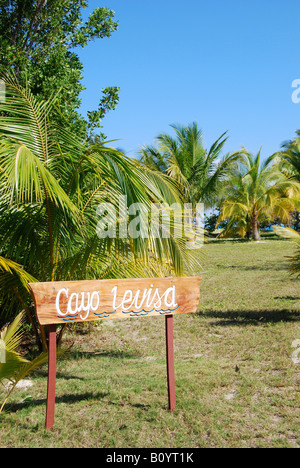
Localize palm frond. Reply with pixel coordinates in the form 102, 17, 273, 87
0, 256, 37, 290
273, 226, 300, 277
273, 226, 300, 240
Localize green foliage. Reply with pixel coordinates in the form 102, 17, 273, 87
0, 0, 119, 136
0, 256, 37, 326
273, 226, 300, 277
140, 122, 242, 207
218, 150, 300, 241
0, 312, 48, 413
269, 132, 300, 233
204, 209, 228, 234
277, 131, 300, 183
0, 76, 203, 346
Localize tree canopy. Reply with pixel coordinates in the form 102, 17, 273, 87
140, 122, 242, 208
0, 0, 120, 136
218, 150, 300, 240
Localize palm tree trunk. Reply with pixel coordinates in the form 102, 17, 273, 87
251, 215, 261, 241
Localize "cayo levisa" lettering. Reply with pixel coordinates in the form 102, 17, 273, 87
112, 285, 177, 312
56, 289, 100, 321
55, 285, 178, 321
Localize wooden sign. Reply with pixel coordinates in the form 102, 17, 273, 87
29, 276, 202, 430
29, 277, 202, 326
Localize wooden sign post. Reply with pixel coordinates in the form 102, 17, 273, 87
29, 276, 201, 430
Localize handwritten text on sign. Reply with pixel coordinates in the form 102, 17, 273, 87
29, 277, 202, 325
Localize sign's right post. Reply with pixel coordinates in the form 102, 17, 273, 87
165, 314, 176, 411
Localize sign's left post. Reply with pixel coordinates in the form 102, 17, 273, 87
46, 325, 57, 430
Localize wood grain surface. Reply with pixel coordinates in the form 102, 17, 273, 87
29, 277, 202, 325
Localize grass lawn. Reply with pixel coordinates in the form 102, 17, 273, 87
0, 238, 299, 448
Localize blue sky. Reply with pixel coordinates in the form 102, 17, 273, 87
78, 0, 300, 161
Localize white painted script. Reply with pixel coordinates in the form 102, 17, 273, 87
56, 288, 100, 321
112, 285, 177, 312
55, 284, 178, 321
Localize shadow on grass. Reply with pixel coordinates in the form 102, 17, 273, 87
108, 400, 152, 410
5, 391, 110, 414
208, 238, 250, 244
198, 309, 300, 326
35, 369, 85, 381
208, 235, 286, 244
215, 263, 290, 272
5, 393, 157, 421
32, 350, 141, 383
275, 296, 300, 301
68, 350, 141, 361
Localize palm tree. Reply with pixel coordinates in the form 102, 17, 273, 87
277, 132, 300, 182
218, 150, 300, 241
269, 133, 300, 231
140, 122, 242, 208
0, 312, 48, 413
0, 256, 39, 340
0, 74, 203, 349
273, 226, 300, 277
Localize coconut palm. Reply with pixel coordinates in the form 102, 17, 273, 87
140, 122, 242, 208
0, 256, 40, 341
277, 132, 300, 182
269, 133, 300, 230
0, 312, 48, 413
0, 74, 203, 349
273, 226, 300, 277
218, 150, 300, 241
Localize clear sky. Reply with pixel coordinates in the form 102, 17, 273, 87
78, 0, 300, 161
